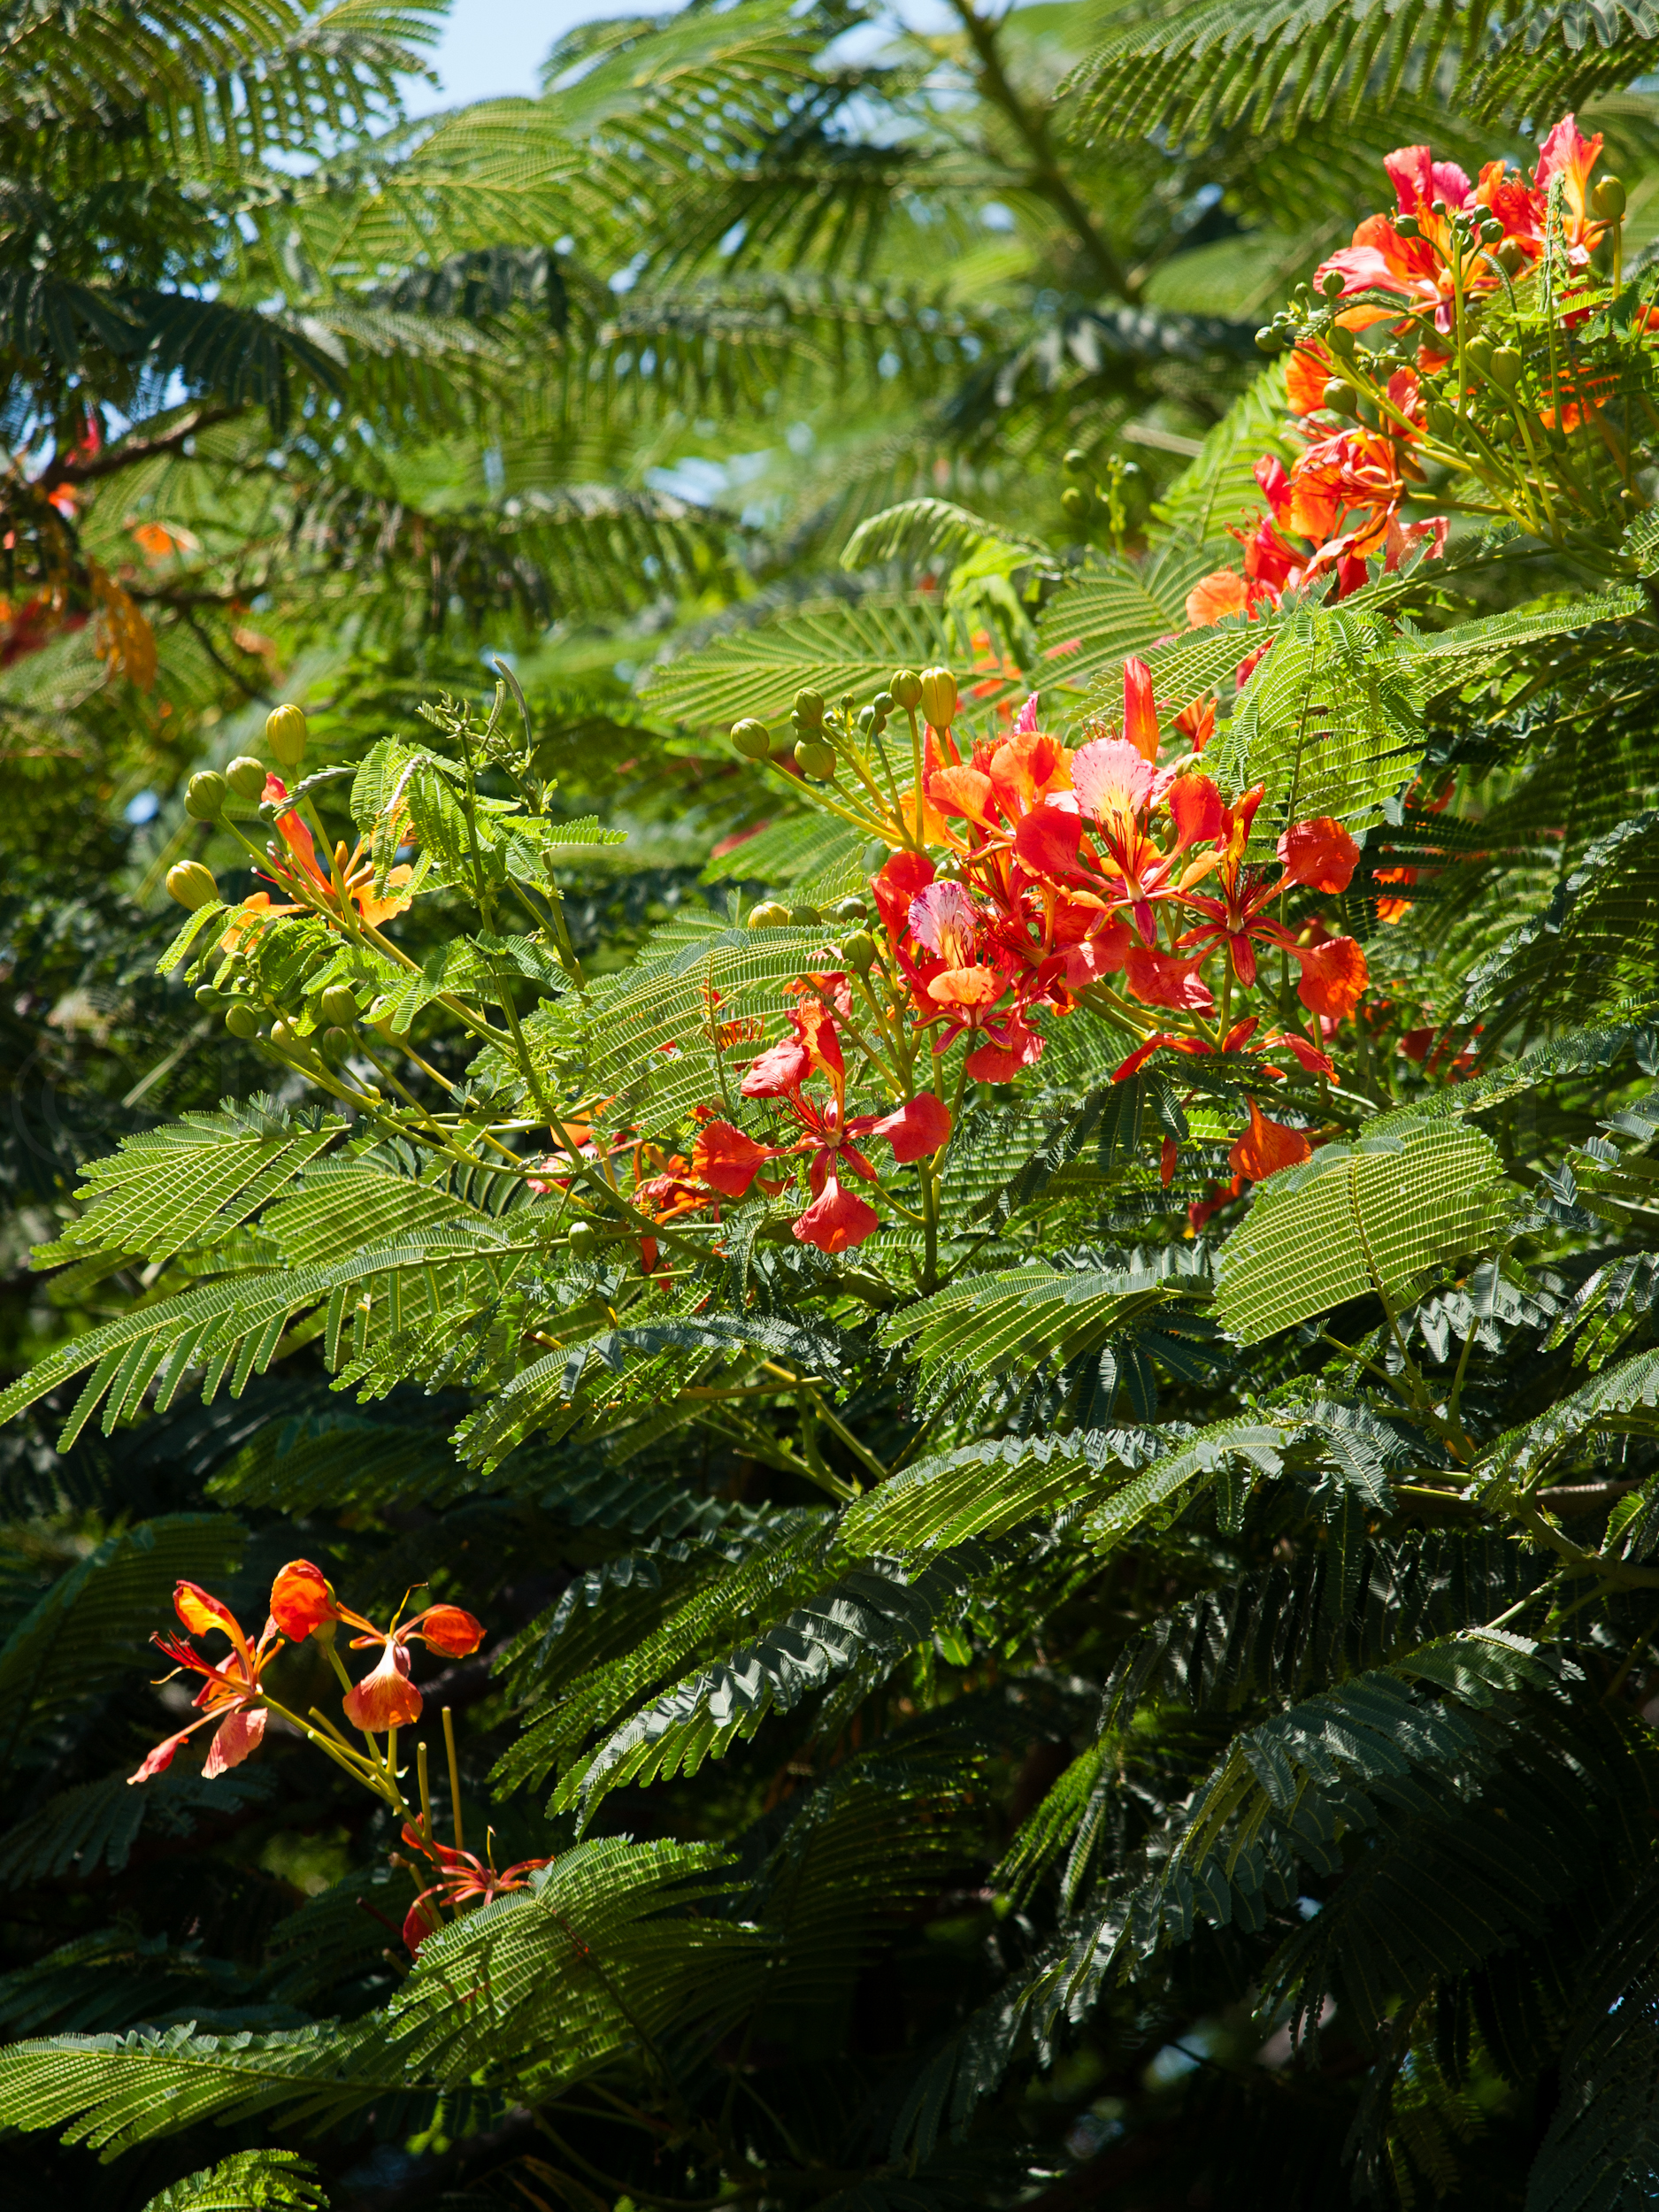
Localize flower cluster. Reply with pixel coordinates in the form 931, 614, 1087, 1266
131, 1564, 484, 1786
1188, 112, 1635, 618
131, 1565, 508, 1955
710, 664, 1369, 1250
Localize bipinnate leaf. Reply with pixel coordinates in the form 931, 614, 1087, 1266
1216, 1118, 1517, 1343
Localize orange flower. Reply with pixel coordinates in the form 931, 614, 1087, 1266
270, 1561, 483, 1734
1288, 428, 1404, 557
130, 1582, 283, 1786
398, 1824, 554, 1954
222, 774, 415, 949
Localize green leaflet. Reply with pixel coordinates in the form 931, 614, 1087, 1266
1151, 362, 1289, 545
700, 810, 865, 899
553, 1544, 998, 1822
1204, 605, 1423, 841
33, 1106, 344, 1270
139, 2152, 327, 2212
637, 595, 992, 732
1035, 539, 1225, 703
880, 1265, 1183, 1403
1215, 1117, 1517, 1343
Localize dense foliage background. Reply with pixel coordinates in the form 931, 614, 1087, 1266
9, 4, 1659, 2209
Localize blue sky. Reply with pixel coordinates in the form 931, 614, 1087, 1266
406, 0, 660, 111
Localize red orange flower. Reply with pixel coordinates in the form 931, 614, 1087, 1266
130, 1582, 283, 1786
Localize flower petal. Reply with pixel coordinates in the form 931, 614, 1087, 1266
405, 1603, 485, 1657
204, 1703, 266, 1778
791, 1174, 879, 1255
1278, 817, 1360, 895
343, 1641, 423, 1731
692, 1120, 776, 1197
270, 1560, 339, 1640
1228, 1099, 1313, 1183
870, 1092, 952, 1162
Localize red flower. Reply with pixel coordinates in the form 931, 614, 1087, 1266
399, 1823, 553, 1954
1277, 818, 1360, 895
270, 1563, 483, 1733
130, 1582, 283, 1786
1228, 1098, 1313, 1182
793, 1171, 880, 1255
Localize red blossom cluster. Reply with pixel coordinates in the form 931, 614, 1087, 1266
1185, 113, 1608, 625
130, 1564, 483, 1785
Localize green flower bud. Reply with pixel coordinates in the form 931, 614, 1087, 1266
918, 666, 957, 729
1496, 238, 1527, 277
1425, 402, 1458, 438
747, 901, 792, 929
889, 669, 923, 710
872, 691, 895, 715
265, 703, 308, 769
165, 860, 219, 910
194, 985, 227, 1010
789, 903, 821, 927
225, 756, 266, 801
319, 984, 358, 1028
319, 1026, 352, 1069
1061, 485, 1090, 519
1326, 324, 1356, 360
1322, 380, 1358, 416
826, 895, 868, 925
184, 770, 227, 821
1063, 447, 1089, 473
1254, 327, 1281, 356
1465, 334, 1494, 374
1479, 217, 1503, 246
568, 1219, 600, 1260
794, 688, 826, 727
1320, 267, 1345, 298
225, 1003, 260, 1040
270, 1018, 305, 1055
1594, 174, 1626, 222
1394, 213, 1420, 240
843, 929, 876, 974
1489, 347, 1524, 392
795, 739, 837, 780
730, 717, 772, 760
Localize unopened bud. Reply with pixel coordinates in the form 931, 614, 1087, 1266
184, 771, 227, 820
1489, 346, 1524, 392
794, 688, 826, 727
1322, 380, 1358, 416
1594, 174, 1626, 222
1496, 238, 1527, 276
165, 860, 219, 910
319, 984, 358, 1027
1062, 447, 1089, 473
1061, 484, 1090, 519
889, 669, 923, 711
1320, 267, 1344, 298
319, 1026, 352, 1070
918, 666, 957, 729
225, 1002, 260, 1040
225, 756, 266, 801
748, 901, 791, 929
568, 1220, 600, 1260
265, 703, 308, 768
730, 718, 771, 760
843, 929, 877, 974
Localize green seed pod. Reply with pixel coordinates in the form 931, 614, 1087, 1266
184, 770, 227, 821
319, 1026, 352, 1069
225, 1003, 260, 1040
568, 1219, 600, 1261
1062, 447, 1088, 473
730, 717, 772, 760
225, 756, 266, 800
747, 900, 792, 929
1489, 346, 1524, 392
265, 703, 308, 769
794, 688, 826, 727
889, 669, 923, 711
795, 739, 837, 780
918, 666, 957, 729
1254, 326, 1281, 355
1061, 484, 1090, 519
1322, 380, 1358, 416
319, 984, 359, 1028
194, 985, 227, 1011
789, 902, 822, 926
842, 929, 877, 974
165, 860, 219, 910
1594, 174, 1627, 222
1425, 401, 1459, 438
